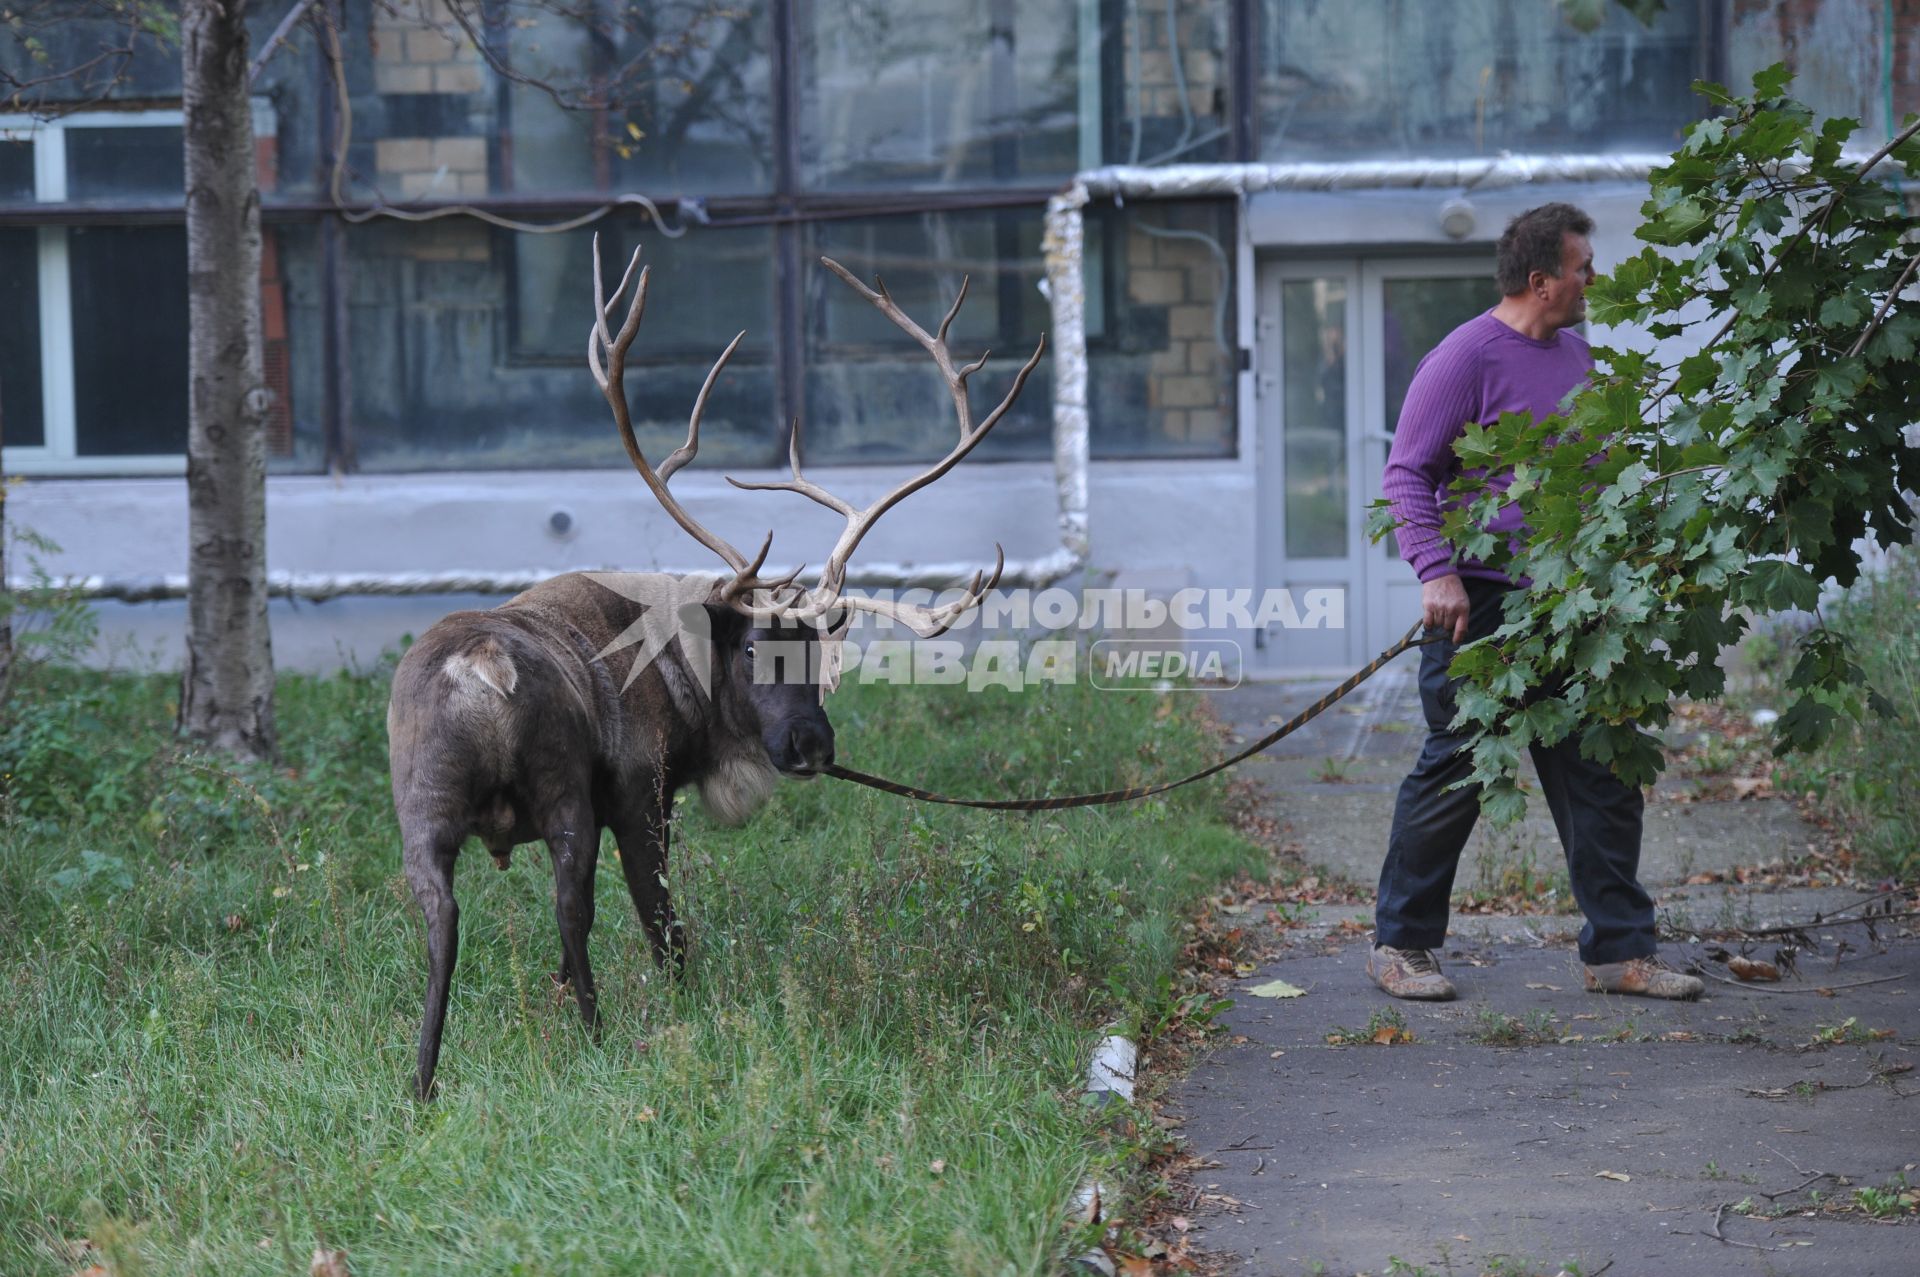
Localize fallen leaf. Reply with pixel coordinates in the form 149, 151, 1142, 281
1728, 956, 1781, 982
1525, 982, 1561, 991
1595, 1171, 1631, 1183
272, 885, 292, 898
1661, 1031, 1697, 1042
1220, 902, 1252, 915
1115, 1254, 1155, 1277
310, 1249, 350, 1277
1246, 978, 1306, 999
1170, 1215, 1191, 1232
1685, 871, 1723, 885
929, 1159, 946, 1175
69, 1269, 108, 1277
1729, 776, 1772, 799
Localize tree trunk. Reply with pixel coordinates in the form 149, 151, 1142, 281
179, 0, 276, 759
1, 374, 11, 706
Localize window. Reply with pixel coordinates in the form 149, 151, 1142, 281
347, 217, 780, 473
501, 1, 775, 198
1087, 199, 1237, 459
0, 113, 190, 474
802, 209, 1052, 464
1258, 0, 1702, 160
0, 110, 311, 474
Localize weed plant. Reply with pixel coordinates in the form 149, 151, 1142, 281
0, 631, 1260, 1274
1766, 545, 1920, 882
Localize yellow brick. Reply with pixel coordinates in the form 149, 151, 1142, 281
430, 137, 487, 172
404, 29, 457, 63
1159, 410, 1188, 440
434, 63, 485, 96
1159, 375, 1215, 408
1127, 268, 1186, 306
1186, 408, 1227, 443
398, 171, 448, 200
457, 172, 490, 197
375, 138, 432, 172
1168, 304, 1213, 340
374, 64, 434, 94
1148, 345, 1187, 377
1183, 50, 1219, 87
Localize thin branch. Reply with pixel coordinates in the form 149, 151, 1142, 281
1845, 247, 1920, 359
1695, 967, 1904, 995
248, 0, 323, 85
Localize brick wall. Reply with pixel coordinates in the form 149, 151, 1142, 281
1126, 218, 1232, 451
370, 0, 490, 202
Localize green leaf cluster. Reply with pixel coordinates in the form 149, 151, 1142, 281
1373, 67, 1920, 817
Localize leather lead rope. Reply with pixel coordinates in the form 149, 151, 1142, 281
825, 622, 1440, 812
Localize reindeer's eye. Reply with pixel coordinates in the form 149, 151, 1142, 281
743, 642, 756, 663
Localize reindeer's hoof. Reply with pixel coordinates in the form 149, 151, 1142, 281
490, 851, 512, 871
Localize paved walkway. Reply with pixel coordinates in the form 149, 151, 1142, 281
1157, 673, 1919, 1277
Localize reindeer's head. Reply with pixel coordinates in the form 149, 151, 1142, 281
588, 235, 1044, 782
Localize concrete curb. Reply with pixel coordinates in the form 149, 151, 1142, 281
1065, 1033, 1139, 1275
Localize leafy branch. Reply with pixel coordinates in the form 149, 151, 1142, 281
1368, 67, 1920, 823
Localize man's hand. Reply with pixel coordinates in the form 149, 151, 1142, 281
1421, 573, 1470, 643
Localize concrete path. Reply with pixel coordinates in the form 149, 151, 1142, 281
1156, 675, 1919, 1277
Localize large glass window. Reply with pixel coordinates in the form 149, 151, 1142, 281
503, 1, 774, 197
0, 111, 312, 473
0, 229, 43, 448
1258, 0, 1702, 160
68, 225, 189, 456
347, 217, 779, 472
0, 138, 33, 203
802, 209, 1051, 464
1280, 276, 1346, 558
803, 1, 1099, 188
1087, 199, 1236, 459
65, 125, 185, 203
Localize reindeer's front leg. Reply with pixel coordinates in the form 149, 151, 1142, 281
612, 794, 682, 974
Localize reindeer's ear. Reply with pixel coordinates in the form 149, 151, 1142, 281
701, 602, 750, 649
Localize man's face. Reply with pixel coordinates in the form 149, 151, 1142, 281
1541, 232, 1596, 327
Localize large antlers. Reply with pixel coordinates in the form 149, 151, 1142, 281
591, 236, 1044, 636
590, 236, 780, 597
731, 258, 1046, 636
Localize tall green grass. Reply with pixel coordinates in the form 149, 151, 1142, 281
1767, 546, 1920, 882
0, 648, 1260, 1275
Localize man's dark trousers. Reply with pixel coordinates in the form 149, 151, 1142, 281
1374, 576, 1657, 966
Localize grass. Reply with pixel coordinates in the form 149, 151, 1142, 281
1759, 545, 1920, 882
1468, 1007, 1558, 1048
0, 642, 1262, 1275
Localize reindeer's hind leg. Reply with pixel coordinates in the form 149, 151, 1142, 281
544, 800, 602, 1032
404, 822, 463, 1100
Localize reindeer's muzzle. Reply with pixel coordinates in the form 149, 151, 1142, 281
768, 718, 835, 778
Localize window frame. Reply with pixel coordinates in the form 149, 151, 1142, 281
1, 109, 188, 476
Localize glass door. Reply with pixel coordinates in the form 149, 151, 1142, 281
1359, 260, 1501, 656
1257, 255, 1495, 672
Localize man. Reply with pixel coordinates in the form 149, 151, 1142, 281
1369, 202, 1702, 1003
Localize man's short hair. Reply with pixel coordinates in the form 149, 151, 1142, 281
1495, 203, 1595, 296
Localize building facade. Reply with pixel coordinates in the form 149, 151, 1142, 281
2, 1, 1915, 671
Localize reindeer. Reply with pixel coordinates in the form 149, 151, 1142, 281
388, 238, 1044, 1099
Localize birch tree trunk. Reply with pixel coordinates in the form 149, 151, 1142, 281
179, 0, 276, 759
1, 376, 12, 706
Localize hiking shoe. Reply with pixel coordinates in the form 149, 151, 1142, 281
1583, 956, 1704, 1001
1368, 945, 1457, 1001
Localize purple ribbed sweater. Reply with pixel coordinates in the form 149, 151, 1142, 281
1383, 310, 1593, 585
